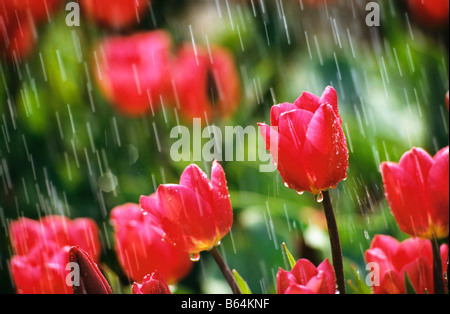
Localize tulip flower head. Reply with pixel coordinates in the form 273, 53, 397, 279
172, 44, 241, 121
9, 216, 101, 294
276, 259, 336, 294
140, 161, 233, 257
132, 271, 171, 294
95, 31, 173, 116
380, 146, 449, 239
110, 203, 193, 284
365, 234, 448, 294
258, 86, 349, 196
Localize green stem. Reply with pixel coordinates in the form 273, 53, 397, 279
322, 190, 346, 294
431, 236, 444, 294
209, 246, 242, 294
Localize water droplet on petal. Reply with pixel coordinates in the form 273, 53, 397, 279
314, 191, 324, 203
190, 253, 201, 262
283, 182, 289, 188
296, 190, 304, 195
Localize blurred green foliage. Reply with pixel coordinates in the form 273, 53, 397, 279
0, 0, 448, 294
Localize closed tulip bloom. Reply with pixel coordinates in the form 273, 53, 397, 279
276, 259, 336, 294
95, 31, 173, 116
110, 203, 193, 284
365, 235, 448, 294
258, 86, 349, 195
172, 44, 241, 121
132, 271, 171, 294
140, 161, 233, 256
80, 0, 149, 29
10, 242, 72, 294
380, 146, 449, 239
9, 215, 101, 262
69, 246, 112, 294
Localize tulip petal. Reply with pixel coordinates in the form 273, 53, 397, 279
427, 146, 449, 238
270, 102, 299, 127
156, 184, 219, 253
293, 91, 320, 113
319, 86, 339, 116
180, 164, 214, 205
317, 259, 336, 294
211, 161, 233, 238
380, 162, 430, 237
303, 104, 349, 192
277, 109, 315, 191
290, 259, 318, 286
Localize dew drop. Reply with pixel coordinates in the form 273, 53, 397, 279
190, 253, 200, 262
296, 190, 304, 195
283, 182, 289, 188
314, 191, 324, 203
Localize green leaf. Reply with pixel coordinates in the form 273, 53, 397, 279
281, 242, 297, 270
232, 269, 252, 294
404, 272, 417, 294
101, 264, 123, 294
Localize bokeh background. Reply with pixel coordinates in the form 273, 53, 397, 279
0, 0, 448, 294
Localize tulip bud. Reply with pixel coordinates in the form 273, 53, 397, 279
132, 271, 171, 294
69, 246, 112, 294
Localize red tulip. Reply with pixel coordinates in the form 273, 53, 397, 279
110, 203, 193, 284
9, 215, 102, 294
172, 44, 241, 121
9, 215, 101, 261
406, 0, 449, 29
80, 0, 149, 29
140, 161, 233, 256
95, 31, 173, 116
276, 259, 336, 294
132, 271, 171, 294
0, 0, 60, 60
69, 246, 112, 294
380, 146, 449, 239
10, 242, 72, 294
365, 234, 448, 294
258, 86, 349, 195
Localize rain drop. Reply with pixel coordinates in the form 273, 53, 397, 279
190, 253, 201, 262
296, 190, 304, 195
314, 191, 324, 203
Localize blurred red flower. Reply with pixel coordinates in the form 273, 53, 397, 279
80, 0, 149, 29
365, 234, 448, 294
276, 258, 336, 294
172, 44, 241, 121
95, 31, 174, 116
140, 161, 233, 256
110, 203, 193, 284
9, 215, 101, 294
132, 271, 172, 294
0, 0, 60, 60
258, 86, 349, 195
380, 146, 449, 239
406, 0, 449, 29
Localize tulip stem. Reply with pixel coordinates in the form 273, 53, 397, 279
431, 236, 444, 294
322, 190, 346, 294
209, 246, 242, 294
